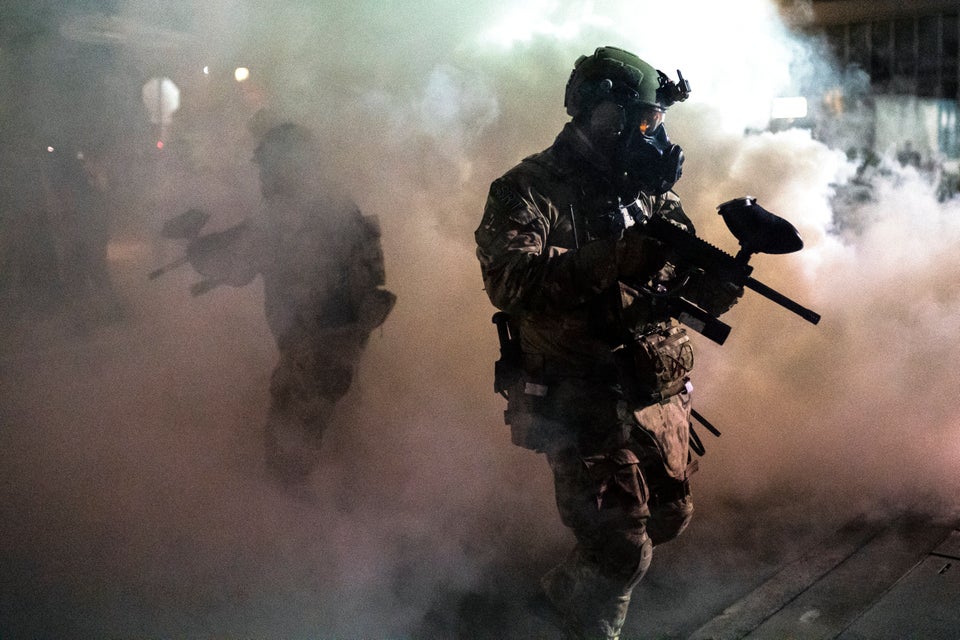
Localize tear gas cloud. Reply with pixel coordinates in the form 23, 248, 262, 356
2, 0, 959, 637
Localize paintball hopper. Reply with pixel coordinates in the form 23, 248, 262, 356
717, 197, 803, 263
160, 208, 210, 240
148, 208, 212, 280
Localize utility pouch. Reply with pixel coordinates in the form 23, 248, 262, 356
491, 312, 558, 451
616, 324, 694, 404
503, 379, 568, 452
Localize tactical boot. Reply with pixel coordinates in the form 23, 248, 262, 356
539, 542, 652, 640
539, 560, 588, 639
540, 552, 622, 639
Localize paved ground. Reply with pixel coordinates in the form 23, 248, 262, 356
689, 517, 960, 640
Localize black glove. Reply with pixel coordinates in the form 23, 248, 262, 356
616, 224, 669, 282
186, 223, 259, 286
687, 271, 744, 316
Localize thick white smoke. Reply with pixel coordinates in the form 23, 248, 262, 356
3, 0, 959, 638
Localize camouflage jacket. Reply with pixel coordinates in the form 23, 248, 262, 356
475, 122, 695, 392
260, 199, 394, 348
191, 194, 395, 348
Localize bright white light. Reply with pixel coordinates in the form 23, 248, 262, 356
473, 0, 804, 134
234, 67, 250, 82
771, 96, 808, 120
46, 146, 54, 153
478, 0, 613, 48
141, 77, 180, 125
202, 66, 209, 75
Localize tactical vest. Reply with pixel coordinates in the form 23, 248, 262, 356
484, 150, 694, 451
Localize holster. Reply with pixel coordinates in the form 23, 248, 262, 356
492, 312, 561, 451
492, 312, 522, 395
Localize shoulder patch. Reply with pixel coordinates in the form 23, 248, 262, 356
490, 179, 527, 214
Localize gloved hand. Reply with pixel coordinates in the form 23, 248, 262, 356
616, 224, 669, 282
688, 272, 744, 316
186, 222, 260, 287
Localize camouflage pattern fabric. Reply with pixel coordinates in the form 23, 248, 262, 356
191, 194, 395, 479
476, 122, 700, 638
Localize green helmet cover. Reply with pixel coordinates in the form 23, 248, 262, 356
564, 46, 662, 117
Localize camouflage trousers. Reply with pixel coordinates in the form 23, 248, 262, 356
541, 391, 695, 639
264, 327, 367, 479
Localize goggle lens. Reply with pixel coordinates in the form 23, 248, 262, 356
637, 108, 665, 136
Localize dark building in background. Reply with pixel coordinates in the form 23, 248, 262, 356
814, 1, 959, 99
788, 0, 960, 186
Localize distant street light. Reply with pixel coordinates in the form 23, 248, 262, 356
142, 77, 180, 146
142, 77, 180, 125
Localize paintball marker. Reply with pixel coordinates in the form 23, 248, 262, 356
147, 208, 210, 281
149, 209, 253, 296
635, 196, 821, 345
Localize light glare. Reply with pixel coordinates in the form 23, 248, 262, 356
478, 0, 612, 47
771, 96, 809, 120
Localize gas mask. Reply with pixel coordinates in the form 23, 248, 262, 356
615, 112, 685, 197
577, 67, 690, 198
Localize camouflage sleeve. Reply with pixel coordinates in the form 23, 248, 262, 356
653, 190, 696, 234
474, 177, 619, 314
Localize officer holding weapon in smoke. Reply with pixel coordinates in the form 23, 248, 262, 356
152, 122, 395, 481
475, 46, 818, 639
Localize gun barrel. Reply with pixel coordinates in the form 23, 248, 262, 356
745, 276, 821, 325
148, 255, 189, 280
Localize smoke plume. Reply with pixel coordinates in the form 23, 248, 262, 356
2, 1, 958, 638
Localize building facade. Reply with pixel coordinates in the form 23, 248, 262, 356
793, 0, 960, 168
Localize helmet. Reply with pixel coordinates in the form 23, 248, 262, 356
564, 46, 692, 196
564, 46, 689, 118
253, 122, 318, 168
253, 122, 321, 196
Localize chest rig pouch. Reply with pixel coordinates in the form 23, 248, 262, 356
615, 323, 693, 406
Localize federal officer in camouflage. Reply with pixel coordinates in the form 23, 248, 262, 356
188, 122, 395, 481
475, 47, 741, 638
